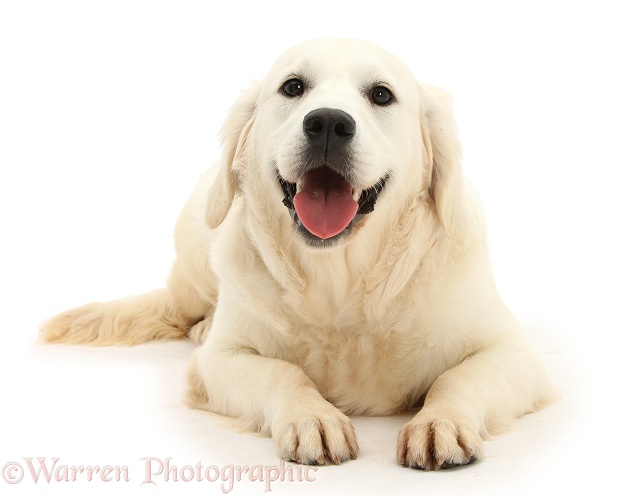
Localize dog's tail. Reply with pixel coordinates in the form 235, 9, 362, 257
40, 288, 200, 346
41, 260, 214, 346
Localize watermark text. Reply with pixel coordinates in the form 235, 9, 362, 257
2, 457, 317, 493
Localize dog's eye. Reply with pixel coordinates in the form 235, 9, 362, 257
370, 86, 393, 106
282, 78, 305, 98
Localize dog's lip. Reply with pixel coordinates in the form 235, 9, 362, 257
278, 166, 388, 241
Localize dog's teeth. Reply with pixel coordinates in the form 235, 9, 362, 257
296, 179, 303, 193
352, 189, 361, 202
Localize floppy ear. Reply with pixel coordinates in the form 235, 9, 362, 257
205, 81, 261, 229
419, 83, 468, 244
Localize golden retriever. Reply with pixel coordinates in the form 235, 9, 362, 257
41, 37, 554, 470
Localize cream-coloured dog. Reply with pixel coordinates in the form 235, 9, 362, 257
42, 38, 554, 470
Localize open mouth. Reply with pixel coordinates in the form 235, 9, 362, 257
278, 166, 387, 245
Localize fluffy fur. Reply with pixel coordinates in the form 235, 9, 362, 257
41, 38, 554, 470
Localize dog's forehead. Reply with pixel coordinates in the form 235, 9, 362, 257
266, 38, 413, 86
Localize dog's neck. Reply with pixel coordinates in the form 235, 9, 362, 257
243, 186, 447, 322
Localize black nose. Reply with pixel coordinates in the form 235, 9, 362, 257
303, 108, 356, 161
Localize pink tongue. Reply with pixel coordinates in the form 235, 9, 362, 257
293, 166, 359, 239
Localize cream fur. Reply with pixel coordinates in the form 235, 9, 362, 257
41, 38, 555, 470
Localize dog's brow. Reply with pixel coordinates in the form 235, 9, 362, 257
359, 74, 394, 91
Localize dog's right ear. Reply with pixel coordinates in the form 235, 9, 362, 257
205, 81, 261, 229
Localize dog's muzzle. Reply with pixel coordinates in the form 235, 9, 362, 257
278, 108, 387, 247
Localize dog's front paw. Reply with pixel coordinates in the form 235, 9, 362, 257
397, 412, 483, 470
272, 404, 358, 465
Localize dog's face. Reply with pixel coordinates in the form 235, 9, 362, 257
254, 38, 425, 247
206, 38, 465, 249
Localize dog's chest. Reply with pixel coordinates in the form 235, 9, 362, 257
290, 315, 438, 416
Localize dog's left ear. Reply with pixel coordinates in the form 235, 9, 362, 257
419, 83, 468, 244
205, 81, 261, 229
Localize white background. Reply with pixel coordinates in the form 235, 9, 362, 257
1, 1, 618, 494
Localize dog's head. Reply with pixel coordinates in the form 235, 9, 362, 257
206, 38, 467, 248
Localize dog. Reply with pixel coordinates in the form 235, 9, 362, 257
41, 37, 555, 470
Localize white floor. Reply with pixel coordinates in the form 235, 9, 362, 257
0, 311, 610, 496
